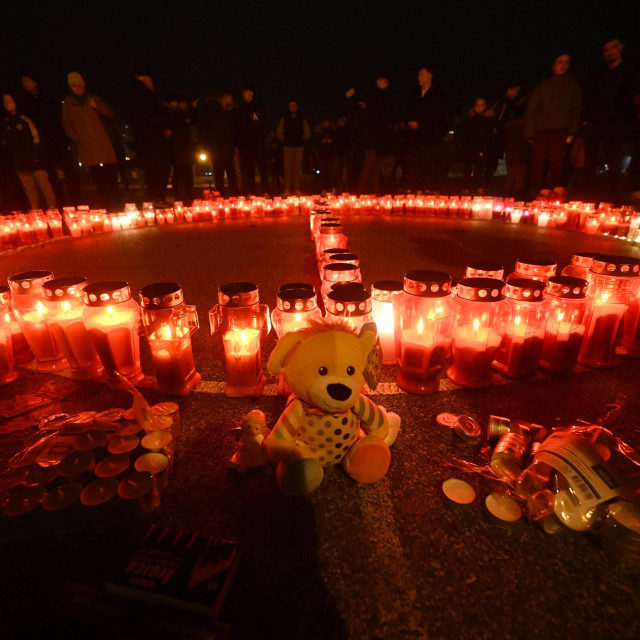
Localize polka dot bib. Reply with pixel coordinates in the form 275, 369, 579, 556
298, 407, 360, 467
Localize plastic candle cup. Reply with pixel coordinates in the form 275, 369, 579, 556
492, 279, 547, 378
209, 282, 269, 398
465, 262, 505, 280
321, 263, 361, 305
393, 271, 453, 394
42, 277, 104, 380
507, 258, 557, 284
319, 250, 359, 278
539, 276, 588, 373
371, 281, 403, 365
621, 285, 640, 357
325, 285, 374, 333
82, 281, 144, 384
8, 270, 68, 372
561, 252, 596, 279
271, 288, 323, 338
578, 255, 640, 368
0, 287, 19, 385
447, 278, 508, 389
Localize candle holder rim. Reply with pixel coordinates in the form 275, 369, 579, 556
83, 280, 132, 306
43, 276, 88, 300
139, 281, 184, 309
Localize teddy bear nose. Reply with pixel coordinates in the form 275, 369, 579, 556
327, 383, 352, 401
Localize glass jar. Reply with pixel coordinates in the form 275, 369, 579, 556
0, 286, 18, 385
492, 279, 547, 378
209, 282, 270, 397
271, 287, 323, 338
371, 280, 403, 365
321, 263, 361, 304
561, 252, 596, 279
42, 277, 103, 380
393, 271, 453, 394
325, 286, 373, 333
465, 262, 504, 280
8, 270, 67, 372
621, 286, 640, 357
447, 278, 508, 388
539, 276, 588, 373
315, 221, 348, 259
140, 282, 200, 396
578, 255, 640, 368
83, 281, 143, 384
507, 258, 557, 284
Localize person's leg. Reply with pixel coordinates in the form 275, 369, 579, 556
422, 145, 437, 192
104, 164, 120, 210
33, 169, 57, 209
17, 171, 39, 209
283, 146, 293, 195
240, 151, 255, 195
292, 146, 303, 194
58, 148, 80, 204
89, 165, 107, 207
529, 132, 548, 194
547, 131, 568, 190
255, 150, 270, 194
213, 150, 226, 195
225, 153, 239, 196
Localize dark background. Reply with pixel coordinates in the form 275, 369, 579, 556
2, 0, 639, 122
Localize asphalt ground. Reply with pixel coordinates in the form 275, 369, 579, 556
1, 216, 640, 639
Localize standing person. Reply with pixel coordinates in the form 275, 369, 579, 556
406, 64, 449, 193
237, 85, 270, 195
20, 72, 79, 205
314, 117, 337, 193
1, 92, 56, 209
166, 93, 195, 205
197, 89, 239, 197
525, 52, 581, 199
583, 36, 639, 203
276, 99, 310, 196
359, 72, 396, 194
62, 72, 119, 209
130, 69, 172, 204
457, 98, 495, 194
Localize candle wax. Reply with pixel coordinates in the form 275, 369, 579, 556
20, 309, 67, 371
222, 328, 265, 397
621, 297, 640, 357
539, 322, 584, 373
149, 329, 200, 396
448, 322, 502, 388
49, 313, 103, 379
493, 324, 543, 378
578, 302, 625, 368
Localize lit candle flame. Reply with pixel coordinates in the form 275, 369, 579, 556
36, 301, 45, 316
473, 317, 480, 337
417, 316, 424, 336
62, 301, 71, 312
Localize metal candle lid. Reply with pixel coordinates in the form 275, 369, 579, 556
0, 286, 10, 305
218, 282, 259, 307
329, 253, 359, 266
590, 254, 640, 278
514, 258, 557, 277
571, 252, 596, 268
319, 222, 343, 234
321, 248, 351, 262
276, 288, 318, 312
278, 282, 315, 293
403, 270, 452, 297
323, 263, 360, 282
330, 282, 367, 297
546, 276, 588, 299
43, 276, 88, 301
466, 262, 505, 279
371, 280, 403, 302
84, 281, 132, 307
453, 415, 482, 442
326, 287, 372, 316
139, 282, 185, 310
456, 277, 506, 301
8, 270, 54, 294
505, 278, 546, 302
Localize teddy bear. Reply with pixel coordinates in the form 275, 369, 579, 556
265, 321, 401, 495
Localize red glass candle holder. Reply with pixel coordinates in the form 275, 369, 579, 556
83, 281, 144, 384
140, 282, 200, 396
465, 262, 504, 280
272, 287, 322, 338
8, 270, 67, 372
371, 281, 403, 365
561, 252, 596, 280
310, 209, 334, 238
42, 277, 103, 380
0, 287, 19, 385
315, 221, 348, 259
621, 287, 640, 357
209, 282, 270, 397
321, 263, 361, 304
539, 276, 588, 373
579, 255, 640, 368
447, 278, 508, 388
393, 271, 453, 393
507, 258, 557, 284
492, 279, 547, 378
325, 285, 373, 333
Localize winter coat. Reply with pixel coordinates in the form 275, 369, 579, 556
524, 74, 582, 139
21, 90, 68, 155
61, 94, 117, 166
276, 113, 311, 147
167, 107, 195, 165
129, 80, 170, 160
1, 113, 44, 171
458, 112, 495, 157
406, 85, 449, 147
583, 61, 640, 126
237, 98, 270, 151
362, 86, 396, 153
197, 99, 237, 156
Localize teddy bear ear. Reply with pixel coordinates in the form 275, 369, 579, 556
358, 323, 377, 359
267, 331, 304, 375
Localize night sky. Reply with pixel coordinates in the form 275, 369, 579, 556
2, 1, 639, 123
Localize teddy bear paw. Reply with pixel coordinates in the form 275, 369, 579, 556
384, 412, 401, 446
342, 434, 391, 483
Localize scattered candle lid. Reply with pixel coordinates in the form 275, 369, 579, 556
453, 416, 482, 442
3, 485, 44, 516
81, 478, 118, 506
94, 454, 131, 478
485, 492, 521, 523
108, 435, 140, 455
141, 431, 172, 451
0, 467, 28, 492
118, 471, 154, 499
42, 482, 83, 511
58, 450, 95, 478
487, 415, 511, 443
436, 412, 459, 428
116, 422, 142, 436
24, 464, 58, 486
75, 429, 108, 451
135, 453, 169, 475
442, 478, 476, 504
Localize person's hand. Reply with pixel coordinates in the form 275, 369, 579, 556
88, 98, 97, 109
164, 129, 172, 138
566, 135, 574, 144
408, 120, 419, 130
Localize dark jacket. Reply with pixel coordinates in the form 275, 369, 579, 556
406, 85, 449, 147
167, 107, 195, 165
524, 74, 582, 139
237, 98, 270, 151
583, 60, 640, 126
21, 90, 68, 155
458, 111, 495, 157
362, 86, 396, 153
276, 112, 311, 147
197, 99, 237, 156
130, 80, 170, 160
1, 113, 44, 171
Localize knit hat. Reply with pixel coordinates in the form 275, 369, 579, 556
67, 72, 85, 88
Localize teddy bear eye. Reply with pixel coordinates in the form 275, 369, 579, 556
318, 366, 328, 376
346, 366, 355, 375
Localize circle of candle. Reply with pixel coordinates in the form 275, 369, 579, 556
436, 412, 458, 428
24, 464, 58, 486
42, 481, 83, 511
118, 471, 153, 499
135, 453, 169, 474
96, 408, 125, 423
4, 485, 44, 516
81, 478, 118, 506
485, 492, 522, 523
94, 454, 131, 478
108, 434, 140, 454
442, 478, 476, 504
58, 450, 95, 478
141, 431, 172, 451
0, 467, 28, 492
116, 422, 142, 436
75, 429, 108, 451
